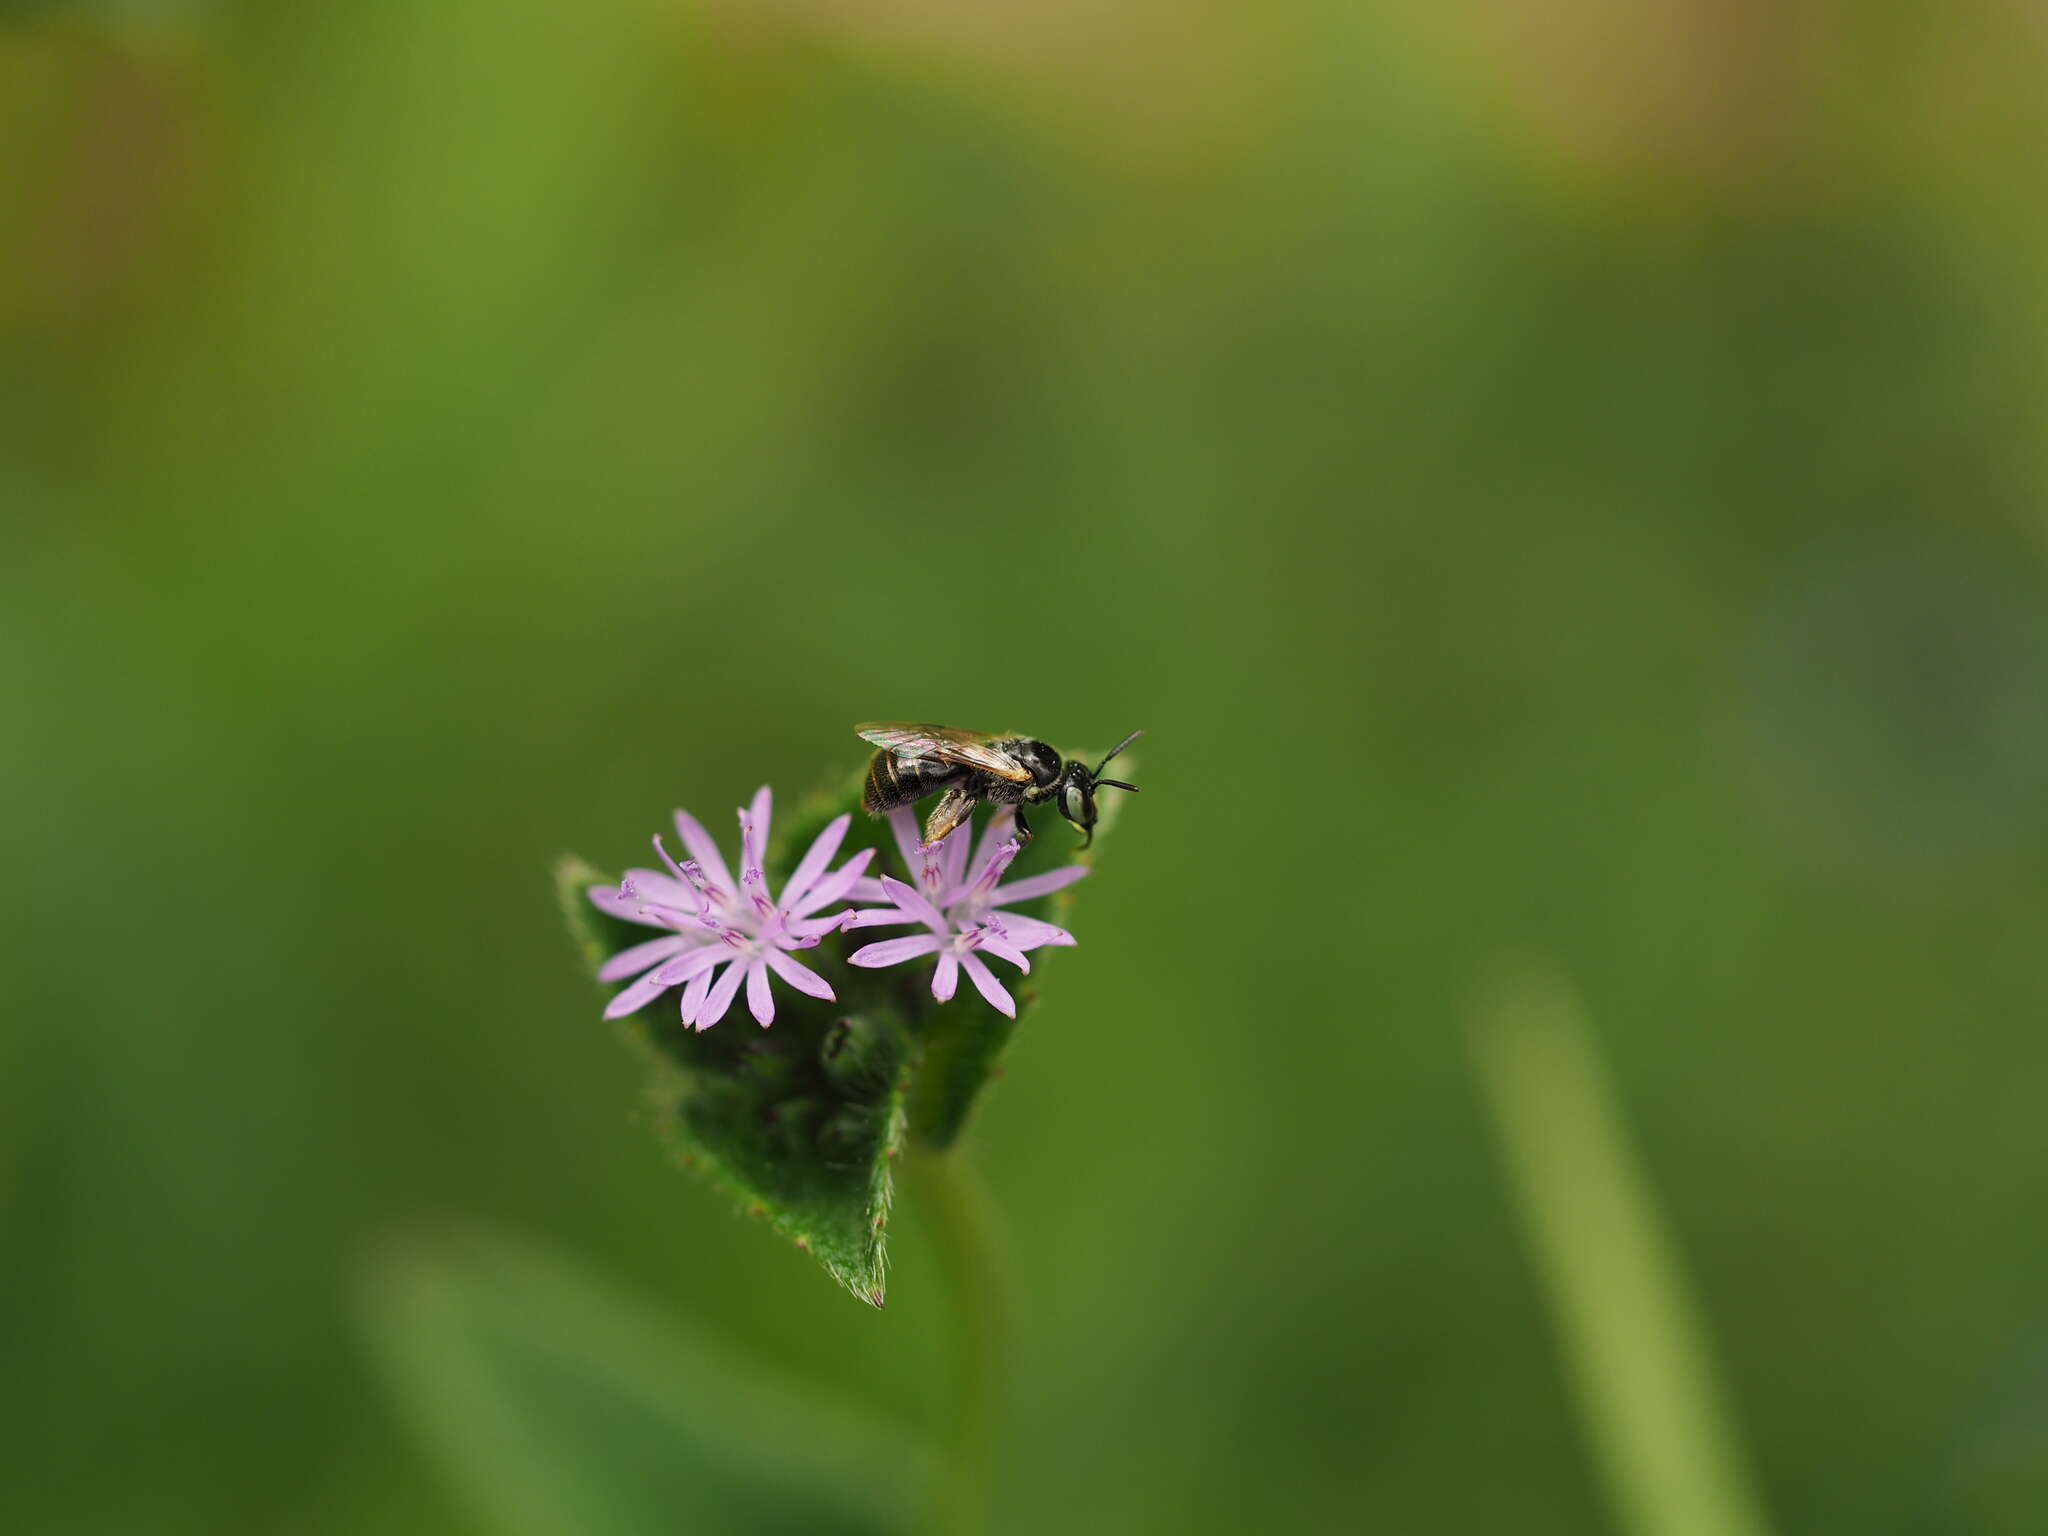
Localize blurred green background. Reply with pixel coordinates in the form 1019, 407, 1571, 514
7, 1, 2048, 1532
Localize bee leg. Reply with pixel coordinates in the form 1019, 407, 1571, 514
919, 786, 977, 849
1012, 809, 1032, 844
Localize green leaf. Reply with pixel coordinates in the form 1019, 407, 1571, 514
357, 1225, 929, 1536
555, 850, 907, 1305
556, 753, 1127, 1295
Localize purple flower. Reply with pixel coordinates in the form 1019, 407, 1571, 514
588, 787, 874, 1030
845, 806, 1087, 1018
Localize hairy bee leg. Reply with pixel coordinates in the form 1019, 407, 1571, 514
919, 785, 977, 848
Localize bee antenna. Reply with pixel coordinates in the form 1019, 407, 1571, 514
1095, 729, 1143, 776
1097, 779, 1139, 793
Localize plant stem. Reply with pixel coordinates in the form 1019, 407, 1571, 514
908, 1146, 1005, 1536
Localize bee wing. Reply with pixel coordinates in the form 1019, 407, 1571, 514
854, 722, 1032, 782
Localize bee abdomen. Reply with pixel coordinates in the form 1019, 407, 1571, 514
863, 750, 957, 813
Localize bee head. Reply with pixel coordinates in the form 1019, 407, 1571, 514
1056, 729, 1143, 848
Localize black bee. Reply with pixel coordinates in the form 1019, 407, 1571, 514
856, 722, 1142, 849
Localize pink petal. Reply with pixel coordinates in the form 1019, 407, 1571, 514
598, 934, 691, 983
671, 809, 736, 897
990, 913, 1076, 950
879, 873, 949, 935
960, 834, 1023, 907
844, 906, 918, 931
613, 869, 721, 930
766, 948, 835, 1000
932, 951, 960, 1003
959, 953, 1016, 1017
783, 914, 840, 941
790, 848, 877, 918
977, 933, 1032, 971
745, 960, 774, 1027
679, 968, 712, 1027
968, 806, 1018, 880
695, 960, 746, 1030
617, 870, 699, 909
603, 967, 674, 1020
588, 886, 675, 931
654, 945, 727, 986
738, 786, 772, 884
780, 813, 850, 909
989, 866, 1090, 906
850, 933, 945, 968
887, 807, 924, 882
844, 875, 891, 904
938, 813, 972, 892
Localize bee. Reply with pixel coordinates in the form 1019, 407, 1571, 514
856, 722, 1142, 849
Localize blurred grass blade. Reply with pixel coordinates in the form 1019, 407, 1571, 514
357, 1225, 929, 1536
1467, 960, 1774, 1536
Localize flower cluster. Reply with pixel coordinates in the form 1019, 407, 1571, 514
589, 787, 872, 1030
590, 792, 1090, 1027
844, 806, 1087, 1018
